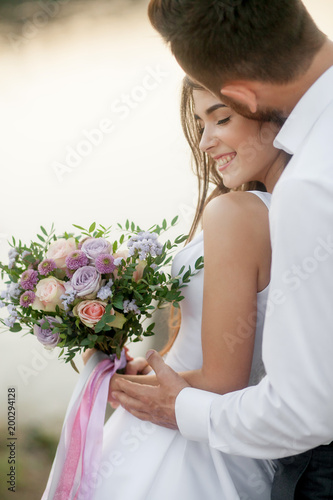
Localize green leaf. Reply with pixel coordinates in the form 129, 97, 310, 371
73, 224, 86, 231
80, 339, 93, 346
70, 359, 80, 374
37, 234, 45, 243
162, 219, 167, 230
112, 295, 124, 310
175, 235, 188, 244
10, 323, 22, 333
102, 314, 115, 323
131, 221, 135, 231
94, 323, 105, 334
195, 256, 204, 269
125, 219, 129, 230
171, 216, 179, 226
40, 226, 48, 236
89, 222, 96, 233
113, 241, 118, 253
119, 234, 125, 245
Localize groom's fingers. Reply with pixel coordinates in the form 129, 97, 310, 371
112, 378, 159, 412
113, 377, 156, 401
112, 388, 178, 430
145, 350, 173, 382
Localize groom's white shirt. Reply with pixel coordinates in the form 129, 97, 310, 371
175, 65, 333, 458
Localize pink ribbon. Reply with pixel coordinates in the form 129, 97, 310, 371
42, 352, 126, 500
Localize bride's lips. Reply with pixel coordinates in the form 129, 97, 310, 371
214, 153, 237, 172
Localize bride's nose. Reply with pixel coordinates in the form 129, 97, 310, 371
199, 127, 219, 153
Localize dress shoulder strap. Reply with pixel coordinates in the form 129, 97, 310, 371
247, 190, 271, 210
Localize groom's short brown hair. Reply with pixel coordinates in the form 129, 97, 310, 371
148, 0, 326, 94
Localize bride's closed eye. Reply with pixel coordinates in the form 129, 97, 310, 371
197, 116, 231, 135
217, 117, 231, 125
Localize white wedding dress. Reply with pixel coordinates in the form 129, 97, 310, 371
79, 191, 275, 500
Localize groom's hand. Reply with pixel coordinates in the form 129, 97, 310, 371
111, 350, 190, 430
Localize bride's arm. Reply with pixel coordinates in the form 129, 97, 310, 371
111, 192, 270, 394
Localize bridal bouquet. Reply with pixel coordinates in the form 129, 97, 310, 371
0, 219, 203, 366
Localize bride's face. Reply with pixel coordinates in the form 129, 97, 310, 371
193, 89, 285, 191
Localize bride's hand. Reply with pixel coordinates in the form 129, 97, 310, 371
125, 357, 150, 375
82, 348, 97, 365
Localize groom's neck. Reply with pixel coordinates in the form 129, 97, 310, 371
267, 39, 333, 115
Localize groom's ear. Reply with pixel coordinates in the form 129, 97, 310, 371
220, 83, 259, 114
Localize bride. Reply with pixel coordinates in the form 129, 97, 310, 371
44, 77, 290, 499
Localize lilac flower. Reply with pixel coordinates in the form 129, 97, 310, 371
65, 250, 89, 270
33, 316, 61, 350
97, 286, 112, 301
20, 269, 39, 290
20, 291, 36, 308
8, 248, 19, 269
127, 231, 163, 260
60, 290, 76, 311
22, 250, 32, 259
123, 299, 140, 315
95, 254, 116, 274
6, 283, 21, 299
113, 257, 124, 267
4, 316, 16, 328
0, 300, 6, 308
38, 259, 57, 276
81, 238, 111, 260
8, 248, 19, 260
71, 266, 101, 299
7, 304, 18, 317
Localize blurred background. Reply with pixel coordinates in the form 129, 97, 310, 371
0, 0, 332, 498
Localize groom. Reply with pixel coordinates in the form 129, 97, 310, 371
112, 1, 333, 498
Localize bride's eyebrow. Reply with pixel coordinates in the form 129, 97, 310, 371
194, 104, 227, 120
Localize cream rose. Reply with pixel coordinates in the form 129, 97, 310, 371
46, 238, 77, 269
32, 277, 66, 312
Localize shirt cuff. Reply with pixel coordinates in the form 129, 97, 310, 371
175, 387, 219, 442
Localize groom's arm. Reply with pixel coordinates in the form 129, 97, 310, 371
176, 177, 333, 458
113, 177, 333, 458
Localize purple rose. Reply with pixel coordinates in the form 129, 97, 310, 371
34, 316, 61, 350
71, 266, 101, 299
81, 238, 111, 261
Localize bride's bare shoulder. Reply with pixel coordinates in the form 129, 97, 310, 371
203, 191, 269, 227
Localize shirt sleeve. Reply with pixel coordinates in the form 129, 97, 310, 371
176, 177, 333, 458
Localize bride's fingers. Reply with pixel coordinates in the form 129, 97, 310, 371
125, 357, 149, 375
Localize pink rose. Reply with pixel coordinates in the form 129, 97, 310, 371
46, 238, 77, 269
73, 300, 107, 328
32, 277, 66, 312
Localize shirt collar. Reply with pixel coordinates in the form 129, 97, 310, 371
274, 65, 333, 155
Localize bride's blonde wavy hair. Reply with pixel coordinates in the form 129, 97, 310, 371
160, 76, 266, 356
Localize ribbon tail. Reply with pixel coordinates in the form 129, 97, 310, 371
41, 351, 126, 500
